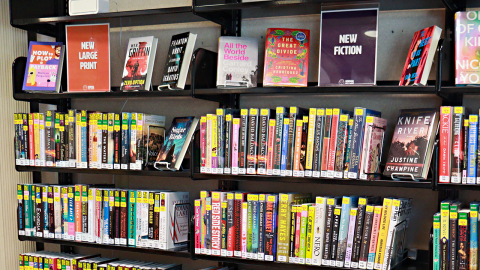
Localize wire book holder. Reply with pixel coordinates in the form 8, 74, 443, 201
390, 139, 439, 182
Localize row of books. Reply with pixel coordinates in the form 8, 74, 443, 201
194, 191, 411, 270
199, 107, 386, 179
14, 111, 165, 170
438, 107, 480, 185
16, 184, 189, 250
432, 200, 480, 270
18, 252, 181, 270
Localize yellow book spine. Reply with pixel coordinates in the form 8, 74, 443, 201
305, 204, 315, 264
374, 198, 392, 269
34, 113, 40, 163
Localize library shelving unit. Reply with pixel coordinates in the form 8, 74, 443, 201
10, 0, 474, 269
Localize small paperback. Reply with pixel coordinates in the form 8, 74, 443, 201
23, 41, 65, 92
121, 36, 158, 91
154, 117, 199, 171
159, 32, 197, 90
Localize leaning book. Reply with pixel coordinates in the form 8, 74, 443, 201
154, 117, 199, 171
383, 108, 439, 180
120, 36, 158, 91
23, 41, 65, 93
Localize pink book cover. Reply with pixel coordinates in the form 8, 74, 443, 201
439, 107, 452, 183
266, 119, 276, 175
232, 118, 240, 175
211, 192, 222, 256
195, 199, 201, 254
95, 194, 101, 243
327, 111, 339, 177
62, 188, 68, 239
242, 202, 248, 259
367, 206, 383, 264
344, 209, 357, 268
294, 207, 302, 261
200, 117, 206, 173
365, 117, 387, 180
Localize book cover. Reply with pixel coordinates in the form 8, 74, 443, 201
361, 117, 387, 180
384, 108, 439, 180
319, 8, 378, 86
469, 115, 478, 184
65, 24, 110, 92
452, 107, 464, 183
217, 36, 258, 88
455, 11, 480, 85
23, 41, 65, 92
144, 114, 166, 167
399, 25, 442, 86
264, 28, 309, 87
439, 106, 453, 183
121, 36, 157, 91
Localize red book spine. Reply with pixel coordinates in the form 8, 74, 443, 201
212, 191, 222, 256
200, 117, 206, 173
294, 207, 302, 261
28, 113, 35, 164
195, 199, 201, 254
234, 192, 246, 257
327, 111, 339, 177
95, 193, 101, 242
266, 119, 276, 175
439, 106, 452, 183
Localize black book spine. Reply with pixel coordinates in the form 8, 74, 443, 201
273, 108, 286, 174
351, 199, 367, 267
286, 109, 296, 175
312, 110, 324, 177
121, 190, 129, 245
239, 110, 249, 174
224, 115, 232, 174
322, 202, 334, 264
121, 112, 130, 169
330, 206, 342, 264
247, 109, 259, 174
226, 193, 234, 256
54, 113, 61, 164
289, 205, 297, 261
59, 114, 66, 164
148, 192, 154, 242
258, 196, 266, 258
359, 205, 375, 268
258, 110, 270, 175
48, 187, 54, 235
68, 110, 76, 164
234, 194, 243, 256
458, 212, 469, 270
102, 114, 108, 165
300, 117, 308, 174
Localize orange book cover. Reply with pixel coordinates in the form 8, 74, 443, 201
66, 23, 110, 92
74, 184, 82, 241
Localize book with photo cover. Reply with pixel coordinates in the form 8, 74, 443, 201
154, 117, 199, 171
120, 36, 158, 91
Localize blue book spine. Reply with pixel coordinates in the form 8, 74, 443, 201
280, 121, 289, 174
468, 115, 478, 184
272, 195, 279, 261
43, 192, 49, 234
103, 191, 110, 243
252, 197, 259, 257
81, 111, 88, 164
336, 196, 358, 267
433, 213, 440, 270
121, 112, 131, 169
471, 203, 479, 270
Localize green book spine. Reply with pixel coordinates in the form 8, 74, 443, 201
433, 213, 440, 270
128, 190, 136, 246
247, 195, 253, 256
298, 204, 309, 264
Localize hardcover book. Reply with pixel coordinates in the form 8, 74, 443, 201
439, 106, 453, 183
217, 36, 258, 88
121, 36, 158, 91
23, 41, 65, 92
384, 108, 439, 180
451, 107, 463, 184
399, 25, 442, 86
319, 8, 378, 86
455, 11, 480, 85
263, 28, 310, 87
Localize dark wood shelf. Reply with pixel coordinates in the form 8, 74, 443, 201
436, 183, 480, 190
18, 236, 190, 257
192, 173, 434, 189
16, 165, 191, 178
441, 86, 480, 94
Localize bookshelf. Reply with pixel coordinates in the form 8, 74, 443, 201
10, 0, 467, 269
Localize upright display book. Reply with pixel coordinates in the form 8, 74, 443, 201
154, 117, 199, 171
66, 23, 111, 92
318, 8, 378, 86
384, 108, 439, 180
217, 36, 258, 88
399, 25, 442, 86
263, 28, 310, 87
455, 11, 480, 85
23, 42, 65, 93
159, 32, 197, 90
120, 36, 158, 91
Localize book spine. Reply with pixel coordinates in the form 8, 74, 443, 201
54, 186, 61, 239
280, 117, 290, 176
327, 109, 340, 178
321, 109, 332, 177
94, 188, 102, 243
335, 115, 349, 178
258, 194, 266, 260
88, 113, 95, 168
36, 186, 43, 237
221, 193, 228, 256
277, 194, 291, 263
239, 109, 249, 175
17, 185, 24, 235
322, 199, 335, 266
352, 198, 368, 268
374, 198, 393, 270
242, 201, 248, 258
359, 205, 375, 269
265, 194, 276, 261
463, 119, 469, 184
293, 118, 304, 177
286, 107, 297, 177
306, 205, 315, 265
135, 113, 143, 170
367, 205, 383, 269
152, 192, 160, 248
80, 111, 87, 168
200, 191, 209, 254
147, 191, 154, 247
34, 113, 40, 166
121, 190, 128, 245
102, 190, 109, 244
226, 193, 235, 256
129, 113, 137, 170
449, 204, 459, 270
101, 113, 108, 168
458, 211, 470, 270
113, 114, 121, 169
231, 118, 240, 175
195, 199, 201, 254
234, 192, 244, 257
305, 108, 317, 177
440, 106, 453, 183
54, 113, 61, 166
39, 114, 46, 167
452, 107, 464, 183
61, 187, 68, 239
206, 114, 212, 173
107, 113, 115, 169
247, 195, 254, 258
67, 186, 75, 240
468, 115, 478, 184
258, 109, 270, 175
128, 190, 136, 246
337, 196, 353, 267
217, 109, 226, 174
266, 119, 276, 175
25, 114, 33, 166
200, 116, 207, 173
330, 206, 342, 266
312, 109, 325, 178
273, 107, 286, 176
212, 191, 222, 256
433, 213, 441, 270
74, 185, 82, 241
211, 112, 218, 174
312, 197, 326, 266
160, 192, 167, 249
224, 114, 232, 174
251, 194, 259, 259
272, 195, 279, 261
440, 201, 450, 270
345, 208, 358, 268
344, 118, 355, 178
298, 204, 309, 264
300, 117, 308, 176
382, 199, 402, 270
471, 204, 478, 270
113, 190, 120, 245
67, 110, 75, 167
289, 205, 298, 263
81, 185, 88, 242
349, 108, 366, 179
42, 186, 49, 237
120, 112, 130, 170
247, 108, 259, 175
91, 113, 99, 169
59, 114, 66, 167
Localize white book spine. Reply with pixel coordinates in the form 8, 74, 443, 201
54, 187, 62, 239
159, 192, 167, 249
313, 197, 327, 266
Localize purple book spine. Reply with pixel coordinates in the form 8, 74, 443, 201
232, 118, 240, 175
344, 208, 358, 268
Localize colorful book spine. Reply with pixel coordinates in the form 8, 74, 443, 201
439, 106, 453, 183
337, 196, 358, 267
286, 107, 297, 177
113, 114, 121, 169
277, 193, 292, 262
273, 107, 286, 176
439, 202, 451, 269
239, 109, 249, 175
293, 118, 304, 177
305, 108, 317, 177
135, 113, 143, 170
280, 117, 290, 176
232, 118, 240, 175
120, 112, 130, 170
335, 114, 349, 178
313, 109, 325, 178
298, 204, 309, 264
312, 197, 326, 266
305, 204, 315, 265
374, 198, 393, 270
344, 118, 354, 178
224, 114, 232, 174
258, 194, 266, 260
321, 109, 332, 177
463, 119, 469, 184
433, 213, 441, 270
359, 205, 375, 269
195, 199, 201, 254
327, 109, 340, 178
205, 114, 212, 174
330, 206, 342, 266
246, 194, 254, 258
200, 191, 209, 254
247, 108, 259, 175
290, 205, 299, 263
217, 108, 225, 174
471, 203, 479, 270
344, 208, 358, 268
458, 210, 470, 270
200, 116, 207, 173
234, 192, 245, 257
221, 193, 228, 256
449, 202, 460, 270
129, 113, 137, 170
211, 191, 222, 256
367, 205, 383, 270
107, 113, 115, 169
211, 112, 218, 174
452, 107, 464, 183
80, 110, 88, 168
242, 201, 248, 258
266, 119, 276, 175
468, 115, 478, 184
258, 109, 270, 175
251, 194, 259, 259
265, 194, 278, 261
34, 113, 40, 166
39, 114, 46, 167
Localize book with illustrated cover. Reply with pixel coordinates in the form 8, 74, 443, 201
384, 108, 439, 180
264, 28, 310, 87
23, 41, 65, 92
452, 107, 464, 183
439, 107, 453, 183
154, 117, 198, 171
360, 117, 387, 180
160, 32, 197, 90
319, 8, 378, 86
217, 36, 258, 88
455, 12, 480, 85
121, 36, 157, 91
399, 25, 442, 86
143, 114, 166, 167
